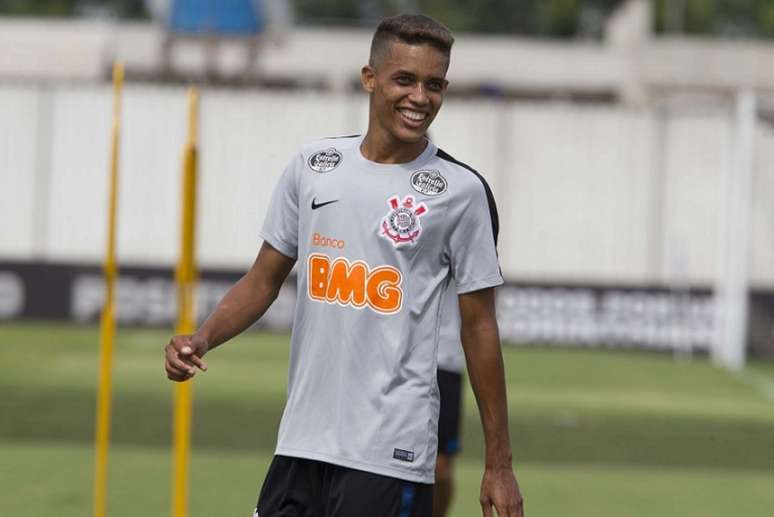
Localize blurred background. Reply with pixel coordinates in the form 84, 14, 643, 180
1, 1, 773, 516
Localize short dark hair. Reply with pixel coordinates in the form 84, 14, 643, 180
369, 14, 454, 66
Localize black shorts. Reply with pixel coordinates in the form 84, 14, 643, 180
255, 455, 433, 517
437, 369, 463, 456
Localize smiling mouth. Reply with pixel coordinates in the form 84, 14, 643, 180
398, 108, 428, 125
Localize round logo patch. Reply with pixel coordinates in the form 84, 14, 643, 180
410, 169, 447, 196
389, 208, 418, 234
308, 148, 342, 173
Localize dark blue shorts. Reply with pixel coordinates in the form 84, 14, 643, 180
437, 369, 463, 456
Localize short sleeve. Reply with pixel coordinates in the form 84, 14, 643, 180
259, 153, 303, 259
448, 184, 504, 294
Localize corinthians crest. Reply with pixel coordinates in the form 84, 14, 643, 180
380, 195, 428, 246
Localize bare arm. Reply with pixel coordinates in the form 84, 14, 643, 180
164, 242, 296, 381
197, 241, 296, 348
459, 287, 524, 517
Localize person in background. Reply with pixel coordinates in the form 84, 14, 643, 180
435, 282, 467, 517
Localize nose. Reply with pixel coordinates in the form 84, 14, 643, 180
408, 84, 429, 105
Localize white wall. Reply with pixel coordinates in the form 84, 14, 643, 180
1, 84, 771, 288
750, 122, 774, 286
659, 114, 730, 284
499, 105, 658, 283
0, 86, 40, 258
46, 86, 114, 262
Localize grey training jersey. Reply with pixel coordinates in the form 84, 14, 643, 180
260, 135, 502, 483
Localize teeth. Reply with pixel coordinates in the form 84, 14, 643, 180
400, 109, 427, 121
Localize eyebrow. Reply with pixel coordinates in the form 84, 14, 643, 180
391, 69, 446, 82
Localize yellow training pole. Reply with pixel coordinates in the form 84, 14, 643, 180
171, 87, 200, 517
93, 61, 124, 517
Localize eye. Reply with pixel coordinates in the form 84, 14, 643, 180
427, 81, 444, 92
395, 76, 413, 86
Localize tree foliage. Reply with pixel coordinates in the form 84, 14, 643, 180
0, 0, 147, 18
4, 0, 774, 39
654, 0, 774, 38
296, 0, 774, 38
294, 0, 624, 37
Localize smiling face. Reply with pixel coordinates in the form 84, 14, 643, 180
361, 39, 449, 154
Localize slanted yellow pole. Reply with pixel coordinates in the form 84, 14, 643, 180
172, 87, 200, 517
93, 61, 124, 517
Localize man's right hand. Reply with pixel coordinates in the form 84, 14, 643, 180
165, 334, 209, 381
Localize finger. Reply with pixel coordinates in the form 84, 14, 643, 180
507, 498, 523, 517
481, 501, 493, 517
179, 346, 208, 371
166, 347, 197, 376
165, 360, 193, 381
168, 353, 196, 375
165, 354, 193, 375
178, 347, 199, 366
498, 501, 519, 517
187, 353, 208, 371
168, 336, 191, 352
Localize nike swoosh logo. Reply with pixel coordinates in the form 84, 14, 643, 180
311, 198, 339, 210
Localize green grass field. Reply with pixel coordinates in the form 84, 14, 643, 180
1, 322, 774, 516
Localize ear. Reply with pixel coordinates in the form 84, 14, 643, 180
361, 65, 376, 93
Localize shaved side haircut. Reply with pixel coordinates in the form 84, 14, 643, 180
369, 14, 454, 67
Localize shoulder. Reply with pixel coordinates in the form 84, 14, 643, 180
431, 147, 500, 242
432, 147, 496, 202
283, 134, 360, 175
297, 134, 361, 159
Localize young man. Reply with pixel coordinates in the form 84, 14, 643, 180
164, 14, 524, 517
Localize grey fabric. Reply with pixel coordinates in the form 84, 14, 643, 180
259, 135, 502, 483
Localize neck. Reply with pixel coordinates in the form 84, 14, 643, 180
360, 129, 428, 164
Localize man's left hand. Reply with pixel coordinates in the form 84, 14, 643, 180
479, 467, 524, 517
